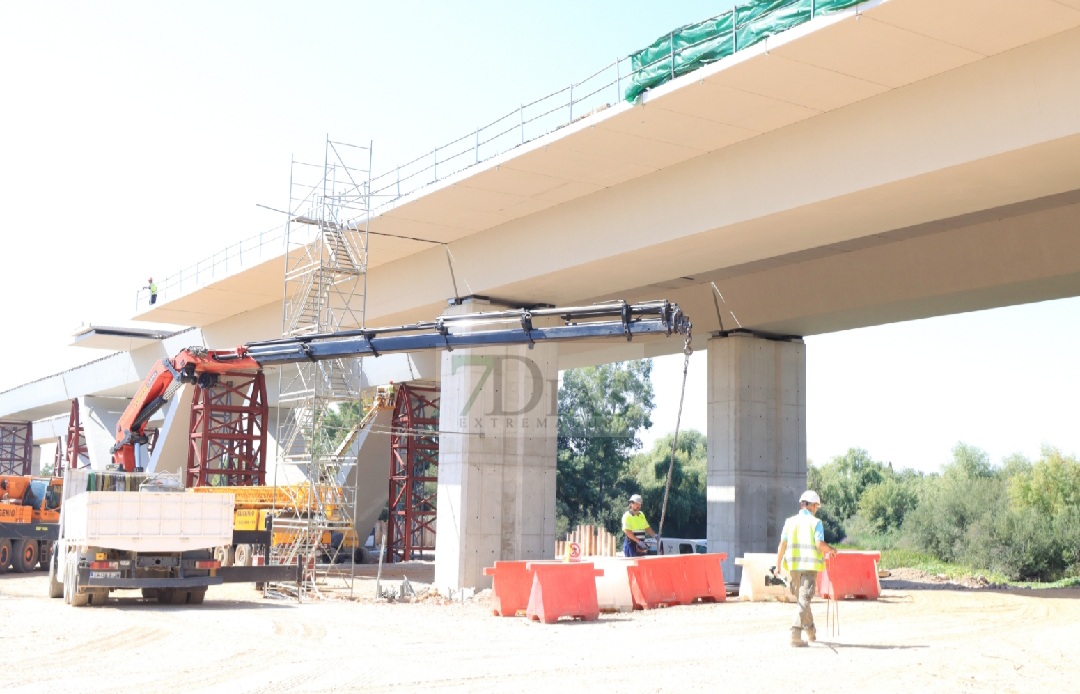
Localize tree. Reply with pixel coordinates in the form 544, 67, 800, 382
1009, 446, 1080, 516
556, 360, 655, 531
623, 430, 707, 538
812, 448, 891, 522
858, 477, 918, 533
943, 442, 995, 482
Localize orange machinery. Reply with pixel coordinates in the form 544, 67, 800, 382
0, 474, 62, 573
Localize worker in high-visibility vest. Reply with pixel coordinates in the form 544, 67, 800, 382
622, 493, 657, 557
775, 490, 837, 647
145, 277, 158, 305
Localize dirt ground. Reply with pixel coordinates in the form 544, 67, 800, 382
1, 562, 1075, 693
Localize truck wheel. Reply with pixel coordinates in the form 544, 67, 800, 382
66, 560, 89, 607
233, 544, 252, 567
47, 547, 63, 599
156, 590, 174, 604
63, 560, 73, 604
353, 546, 371, 564
188, 588, 207, 605
214, 545, 234, 567
0, 539, 11, 573
12, 538, 39, 573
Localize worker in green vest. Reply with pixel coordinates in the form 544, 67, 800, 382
775, 490, 837, 647
622, 493, 657, 557
145, 277, 158, 305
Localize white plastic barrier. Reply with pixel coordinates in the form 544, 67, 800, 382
589, 556, 635, 613
735, 553, 792, 602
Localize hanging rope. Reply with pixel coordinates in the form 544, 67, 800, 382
657, 326, 693, 550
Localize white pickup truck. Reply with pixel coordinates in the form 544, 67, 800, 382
49, 469, 297, 606
643, 537, 708, 556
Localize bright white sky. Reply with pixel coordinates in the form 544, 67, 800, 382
2, 2, 1077, 474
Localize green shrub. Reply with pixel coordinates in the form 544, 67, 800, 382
858, 478, 918, 533
842, 512, 904, 550
903, 475, 1005, 563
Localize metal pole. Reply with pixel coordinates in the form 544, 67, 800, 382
433, 147, 437, 181
669, 32, 675, 79
475, 128, 480, 164
569, 83, 574, 124
733, 9, 738, 53
811, 0, 816, 18
520, 104, 524, 144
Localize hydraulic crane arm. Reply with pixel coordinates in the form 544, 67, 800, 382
111, 299, 691, 471
111, 347, 260, 471
243, 299, 690, 365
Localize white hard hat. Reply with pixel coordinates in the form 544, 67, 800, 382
799, 490, 821, 505
629, 494, 643, 504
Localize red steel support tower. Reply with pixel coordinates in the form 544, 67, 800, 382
186, 371, 268, 487
386, 382, 440, 562
65, 399, 89, 470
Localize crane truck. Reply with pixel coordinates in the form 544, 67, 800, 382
51, 299, 691, 606
0, 474, 62, 573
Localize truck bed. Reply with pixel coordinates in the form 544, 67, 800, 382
63, 491, 234, 553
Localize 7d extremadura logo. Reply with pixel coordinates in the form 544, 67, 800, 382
451, 355, 557, 431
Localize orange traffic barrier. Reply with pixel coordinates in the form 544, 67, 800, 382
626, 555, 683, 609
483, 560, 535, 617
818, 551, 881, 600
525, 561, 604, 624
677, 553, 728, 604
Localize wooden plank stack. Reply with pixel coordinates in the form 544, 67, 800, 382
555, 523, 620, 558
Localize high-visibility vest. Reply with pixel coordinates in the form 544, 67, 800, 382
782, 512, 824, 573
149, 282, 158, 294
622, 510, 651, 541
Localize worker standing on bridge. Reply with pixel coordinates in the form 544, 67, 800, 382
622, 493, 657, 557
776, 490, 837, 647
145, 278, 158, 305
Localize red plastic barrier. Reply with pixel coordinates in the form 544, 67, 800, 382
817, 551, 881, 600
627, 554, 730, 608
483, 560, 535, 617
677, 553, 729, 604
525, 561, 604, 624
626, 556, 683, 609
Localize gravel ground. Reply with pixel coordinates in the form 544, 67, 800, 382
1, 562, 1075, 693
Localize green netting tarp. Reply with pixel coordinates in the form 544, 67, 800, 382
625, 0, 865, 102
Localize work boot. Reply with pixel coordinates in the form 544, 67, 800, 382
790, 628, 808, 648
805, 625, 816, 642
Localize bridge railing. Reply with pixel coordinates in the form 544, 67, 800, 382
135, 225, 287, 311
140, 0, 870, 311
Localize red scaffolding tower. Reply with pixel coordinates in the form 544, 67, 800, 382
186, 371, 268, 487
64, 399, 89, 470
386, 382, 440, 562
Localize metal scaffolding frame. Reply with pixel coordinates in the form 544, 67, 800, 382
387, 382, 440, 562
0, 420, 32, 476
271, 135, 373, 598
186, 371, 269, 487
64, 399, 89, 470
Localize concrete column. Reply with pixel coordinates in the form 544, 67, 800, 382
707, 332, 806, 580
435, 303, 559, 590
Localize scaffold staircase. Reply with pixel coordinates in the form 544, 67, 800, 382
269, 136, 373, 600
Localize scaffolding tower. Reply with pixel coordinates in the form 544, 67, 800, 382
271, 136, 373, 598
387, 382, 440, 562
0, 420, 32, 476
